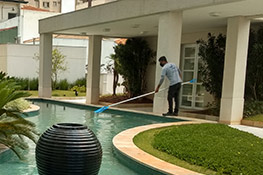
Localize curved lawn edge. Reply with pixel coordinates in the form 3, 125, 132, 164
133, 126, 217, 175
135, 123, 263, 175
113, 121, 206, 175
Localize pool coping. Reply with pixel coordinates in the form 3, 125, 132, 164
23, 104, 40, 114
113, 121, 206, 175
27, 97, 214, 124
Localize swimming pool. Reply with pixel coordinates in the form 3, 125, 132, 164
0, 100, 182, 175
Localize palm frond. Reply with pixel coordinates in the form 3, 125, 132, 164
0, 74, 38, 159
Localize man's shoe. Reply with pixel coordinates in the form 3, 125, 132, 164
162, 112, 173, 116
173, 112, 178, 116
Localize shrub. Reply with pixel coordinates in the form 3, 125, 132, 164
71, 85, 86, 93
73, 77, 86, 87
56, 79, 70, 90
29, 78, 38, 90
13, 77, 29, 90
5, 98, 31, 111
243, 101, 263, 117
12, 77, 38, 90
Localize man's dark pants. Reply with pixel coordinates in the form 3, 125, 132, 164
168, 83, 181, 114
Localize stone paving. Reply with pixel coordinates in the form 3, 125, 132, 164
230, 125, 263, 138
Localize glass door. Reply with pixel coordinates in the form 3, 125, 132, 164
180, 44, 205, 109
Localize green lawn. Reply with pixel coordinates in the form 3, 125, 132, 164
134, 123, 263, 175
244, 114, 263, 122
22, 90, 86, 97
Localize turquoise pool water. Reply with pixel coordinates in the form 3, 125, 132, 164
0, 100, 181, 175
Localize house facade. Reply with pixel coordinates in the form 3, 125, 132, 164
26, 0, 61, 12
0, 5, 58, 44
75, 0, 115, 10
38, 0, 263, 124
0, 0, 27, 43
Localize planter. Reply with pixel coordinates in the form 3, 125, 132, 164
36, 123, 102, 175
241, 120, 263, 128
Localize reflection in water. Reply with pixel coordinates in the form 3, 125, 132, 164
0, 101, 179, 175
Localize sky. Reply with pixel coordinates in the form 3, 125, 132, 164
61, 0, 76, 13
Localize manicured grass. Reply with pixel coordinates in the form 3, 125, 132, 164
133, 126, 217, 175
244, 114, 263, 122
134, 123, 263, 175
22, 90, 86, 97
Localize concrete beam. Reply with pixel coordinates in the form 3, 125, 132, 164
39, 0, 242, 34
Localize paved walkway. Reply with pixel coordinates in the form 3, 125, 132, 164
230, 125, 263, 138
61, 99, 263, 139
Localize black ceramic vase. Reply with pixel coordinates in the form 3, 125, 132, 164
35, 123, 102, 175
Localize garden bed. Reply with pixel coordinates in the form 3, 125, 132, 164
242, 115, 263, 128
134, 123, 263, 175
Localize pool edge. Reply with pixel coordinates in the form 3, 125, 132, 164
112, 121, 205, 175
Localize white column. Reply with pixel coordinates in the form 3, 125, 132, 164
153, 11, 182, 114
219, 17, 250, 124
39, 33, 52, 98
86, 35, 102, 104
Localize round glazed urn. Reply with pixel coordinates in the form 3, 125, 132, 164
35, 123, 102, 175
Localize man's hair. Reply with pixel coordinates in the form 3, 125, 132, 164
158, 56, 167, 62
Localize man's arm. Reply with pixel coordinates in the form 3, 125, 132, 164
155, 69, 165, 93
178, 68, 182, 79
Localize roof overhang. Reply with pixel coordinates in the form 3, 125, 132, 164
39, 0, 263, 38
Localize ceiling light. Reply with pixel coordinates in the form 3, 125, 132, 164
103, 28, 111, 32
254, 17, 263, 21
209, 12, 221, 17
139, 31, 148, 35
132, 24, 140, 28
80, 32, 87, 35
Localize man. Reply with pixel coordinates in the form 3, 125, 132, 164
155, 56, 182, 116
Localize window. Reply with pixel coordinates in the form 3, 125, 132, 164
43, 2, 50, 8
8, 13, 17, 19
53, 1, 57, 6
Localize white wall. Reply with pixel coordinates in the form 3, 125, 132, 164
20, 9, 59, 42
100, 73, 124, 95
100, 38, 116, 73
0, 44, 7, 72
0, 44, 86, 82
30, 38, 116, 72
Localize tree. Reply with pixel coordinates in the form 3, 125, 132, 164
198, 27, 263, 102
245, 28, 263, 101
197, 33, 226, 100
34, 48, 67, 89
0, 72, 38, 159
112, 38, 154, 97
